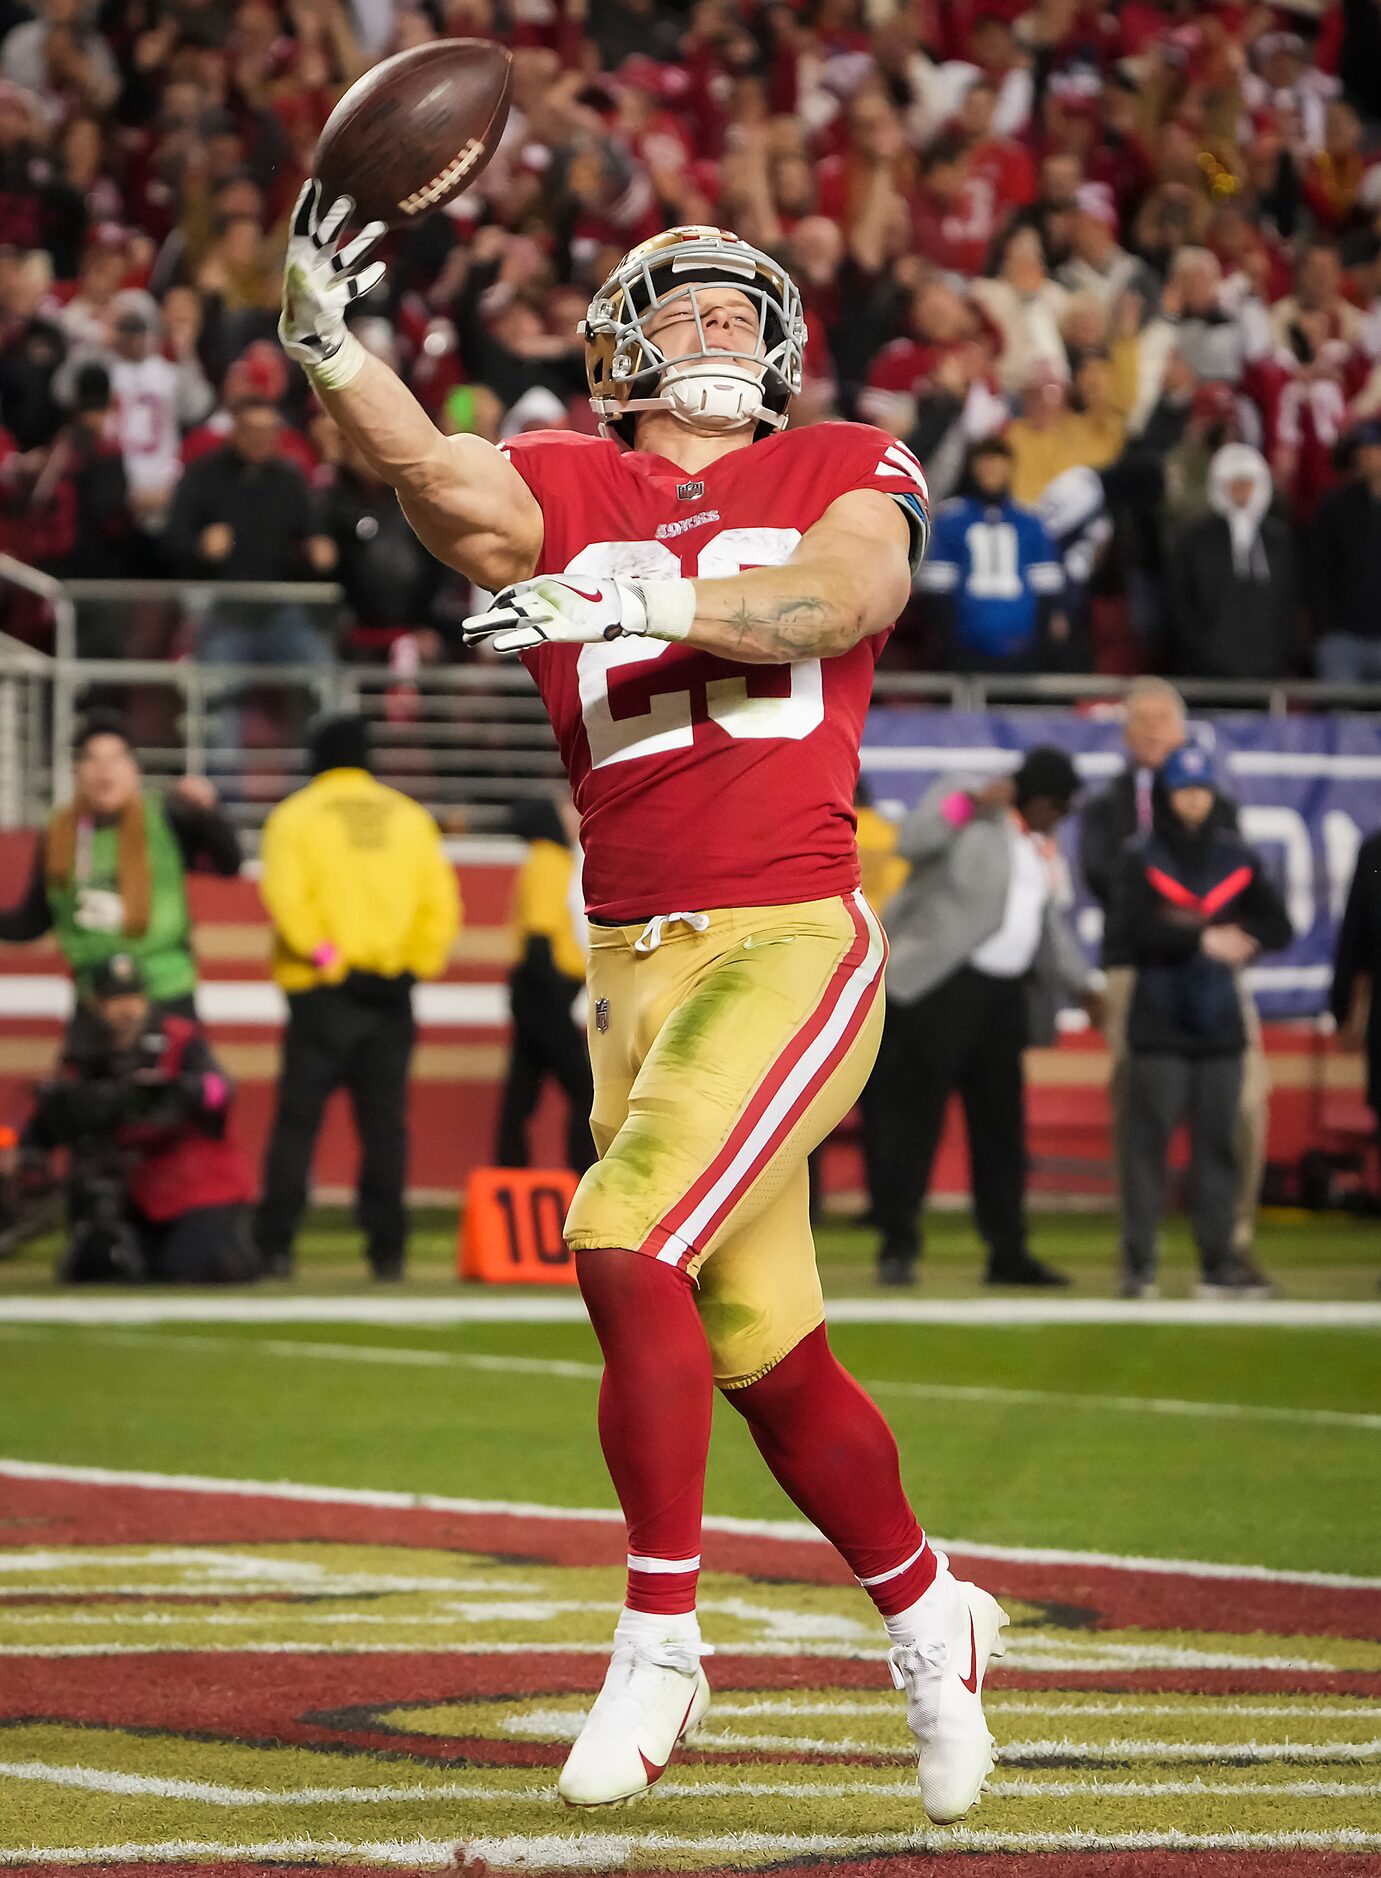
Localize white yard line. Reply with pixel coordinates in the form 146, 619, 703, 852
462, 1830, 1381, 1868
5, 1830, 1381, 1869
1000, 1738, 1381, 1764
0, 1761, 479, 1806
983, 1776, 1378, 1800
2, 1457, 1378, 1591
0, 1759, 1374, 1809
0, 1841, 461, 1868
0, 1641, 899, 1658
867, 1375, 1381, 1433
697, 1695, 1381, 1721
6, 1325, 1378, 1433
2, 1295, 1379, 1327
680, 1732, 1381, 1763
0, 1327, 605, 1382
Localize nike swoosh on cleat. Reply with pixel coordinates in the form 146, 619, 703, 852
960, 1613, 980, 1695
638, 1685, 701, 1788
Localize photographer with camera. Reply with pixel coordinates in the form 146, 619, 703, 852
17, 954, 257, 1284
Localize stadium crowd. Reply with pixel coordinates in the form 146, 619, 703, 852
2, 0, 1381, 680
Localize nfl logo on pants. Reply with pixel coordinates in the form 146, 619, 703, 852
595, 997, 610, 1034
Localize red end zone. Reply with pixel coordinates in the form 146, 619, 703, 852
1, 1468, 1378, 1876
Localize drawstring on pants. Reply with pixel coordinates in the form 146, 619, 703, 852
634, 911, 710, 954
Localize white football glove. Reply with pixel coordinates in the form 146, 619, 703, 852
463, 575, 694, 655
279, 180, 387, 381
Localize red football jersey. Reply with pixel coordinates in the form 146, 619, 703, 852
499, 422, 928, 921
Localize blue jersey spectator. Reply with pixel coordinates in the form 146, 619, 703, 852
918, 438, 1065, 671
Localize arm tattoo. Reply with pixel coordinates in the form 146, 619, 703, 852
721, 590, 860, 660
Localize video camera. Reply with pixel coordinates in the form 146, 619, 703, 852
28, 1053, 172, 1283
22, 953, 185, 1283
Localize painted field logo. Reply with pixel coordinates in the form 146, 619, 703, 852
0, 1465, 1378, 1875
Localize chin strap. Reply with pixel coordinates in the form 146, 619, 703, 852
661, 360, 766, 433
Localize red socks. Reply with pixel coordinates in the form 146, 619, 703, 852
724, 1325, 937, 1617
577, 1248, 712, 1617
577, 1253, 932, 1625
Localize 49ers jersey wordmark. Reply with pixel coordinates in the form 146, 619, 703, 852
500, 422, 929, 921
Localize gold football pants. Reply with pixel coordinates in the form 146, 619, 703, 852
565, 892, 886, 1388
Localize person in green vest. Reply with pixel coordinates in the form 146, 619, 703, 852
0, 712, 242, 1021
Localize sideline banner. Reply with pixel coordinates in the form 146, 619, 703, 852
860, 709, 1381, 1018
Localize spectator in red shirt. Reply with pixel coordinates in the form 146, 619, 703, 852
1303, 101, 1381, 238
816, 83, 916, 236
0, 358, 133, 578
957, 77, 1035, 210
912, 133, 992, 278
182, 338, 316, 479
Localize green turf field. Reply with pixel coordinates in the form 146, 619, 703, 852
1, 1208, 1378, 1873
1, 1210, 1377, 1577
3, 1201, 1378, 1298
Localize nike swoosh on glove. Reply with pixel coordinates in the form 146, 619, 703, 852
279, 179, 387, 370
462, 577, 651, 654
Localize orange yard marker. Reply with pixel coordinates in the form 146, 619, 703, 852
458, 1167, 581, 1284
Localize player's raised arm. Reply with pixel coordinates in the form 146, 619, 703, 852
278, 183, 542, 593
463, 486, 916, 663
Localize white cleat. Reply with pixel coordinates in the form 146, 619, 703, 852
888, 1577, 1009, 1824
557, 1637, 710, 1808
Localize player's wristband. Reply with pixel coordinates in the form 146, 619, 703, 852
306, 329, 367, 393
635, 578, 696, 643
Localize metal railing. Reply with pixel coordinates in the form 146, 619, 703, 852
1, 558, 1379, 831
0, 628, 52, 828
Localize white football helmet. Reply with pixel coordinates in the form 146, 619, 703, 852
583, 225, 805, 440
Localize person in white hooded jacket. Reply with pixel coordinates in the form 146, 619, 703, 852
1166, 443, 1300, 679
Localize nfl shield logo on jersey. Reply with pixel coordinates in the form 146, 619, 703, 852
677, 479, 705, 502
595, 997, 610, 1034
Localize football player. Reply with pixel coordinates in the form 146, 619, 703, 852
280, 189, 1007, 1822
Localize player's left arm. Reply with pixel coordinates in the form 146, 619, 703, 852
681, 489, 914, 664
463, 484, 925, 659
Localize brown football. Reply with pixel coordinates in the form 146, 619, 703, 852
314, 38, 513, 228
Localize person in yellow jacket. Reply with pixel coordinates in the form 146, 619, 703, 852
855, 780, 909, 914
496, 796, 595, 1175
808, 782, 909, 1221
255, 715, 460, 1279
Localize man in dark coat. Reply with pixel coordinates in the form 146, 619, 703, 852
1309, 422, 1381, 683
1331, 827, 1381, 1159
